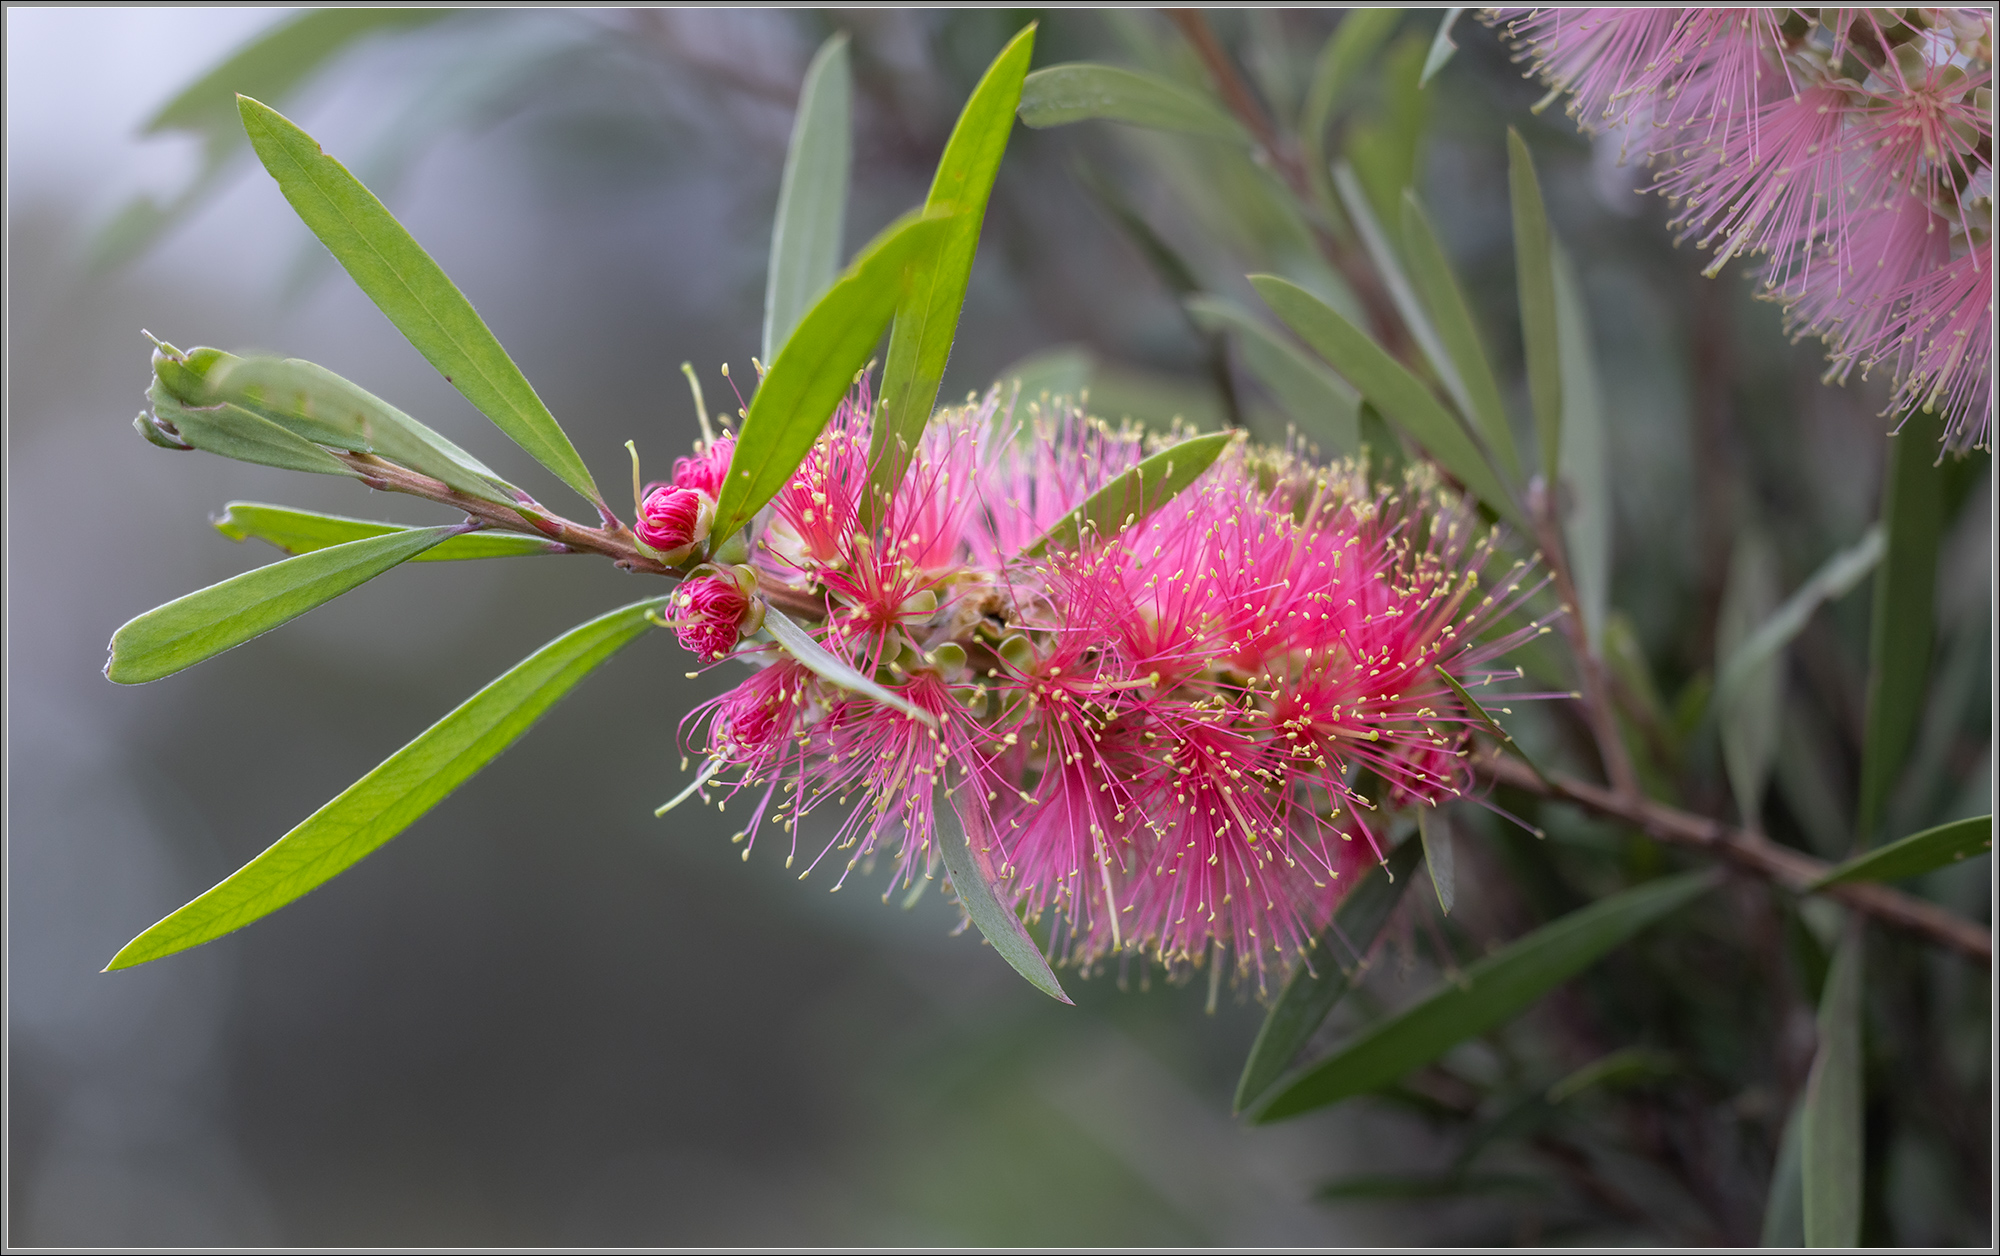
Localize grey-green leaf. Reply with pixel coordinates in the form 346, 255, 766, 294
105, 597, 665, 968
1400, 191, 1521, 484
1419, 807, 1455, 914
1249, 870, 1716, 1123
1017, 62, 1246, 142
761, 605, 937, 729
1507, 128, 1562, 484
868, 25, 1035, 529
935, 797, 1072, 1004
106, 525, 457, 685
709, 208, 952, 544
1235, 834, 1424, 1113
1552, 244, 1609, 652
1857, 408, 1946, 841
1300, 10, 1401, 220
1023, 430, 1235, 557
1811, 814, 1993, 888
1716, 525, 1885, 708
1250, 273, 1526, 531
1718, 529, 1785, 828
1186, 294, 1359, 455
1802, 920, 1865, 1247
763, 33, 851, 365
1761, 1099, 1807, 1246
213, 501, 560, 562
1419, 9, 1465, 87
237, 95, 602, 509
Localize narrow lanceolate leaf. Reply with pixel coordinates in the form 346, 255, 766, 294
1857, 408, 1946, 842
1419, 9, 1465, 87
710, 209, 952, 544
1400, 191, 1521, 484
1418, 808, 1455, 914
1235, 835, 1423, 1114
868, 26, 1035, 529
762, 605, 937, 729
936, 796, 1071, 1004
1300, 10, 1401, 219
1024, 430, 1235, 557
1551, 245, 1609, 652
1017, 63, 1245, 142
1185, 294, 1359, 455
1436, 667, 1553, 793
154, 395, 361, 479
1507, 129, 1562, 485
237, 95, 603, 508
1715, 525, 1885, 708
105, 597, 665, 969
763, 33, 851, 365
214, 502, 561, 562
1761, 1100, 1808, 1246
106, 526, 457, 685
1811, 815, 1993, 888
1802, 920, 1865, 1247
1249, 870, 1716, 1123
1251, 274, 1527, 532
1718, 530, 1785, 828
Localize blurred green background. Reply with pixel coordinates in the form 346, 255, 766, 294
7, 8, 1988, 1245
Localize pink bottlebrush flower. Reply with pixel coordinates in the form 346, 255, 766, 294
634, 484, 714, 560
672, 434, 735, 499
670, 566, 760, 662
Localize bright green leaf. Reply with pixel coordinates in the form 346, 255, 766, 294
152, 394, 361, 480
935, 798, 1071, 1003
1400, 191, 1522, 484
764, 33, 852, 365
237, 95, 603, 509
868, 25, 1036, 529
1250, 274, 1526, 531
1811, 814, 1993, 888
1023, 430, 1235, 557
761, 605, 937, 729
213, 502, 560, 561
1802, 921, 1865, 1247
1552, 244, 1609, 652
1718, 529, 1785, 828
1507, 128, 1562, 485
1235, 835, 1424, 1114
709, 208, 952, 544
1419, 9, 1466, 87
1185, 294, 1359, 455
1715, 525, 1885, 708
106, 597, 665, 968
1418, 808, 1455, 914
1249, 870, 1716, 1123
106, 526, 457, 685
1017, 62, 1245, 141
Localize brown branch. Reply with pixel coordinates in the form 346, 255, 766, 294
1474, 750, 1992, 965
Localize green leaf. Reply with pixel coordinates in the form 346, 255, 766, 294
161, 348, 520, 507
1017, 62, 1246, 141
1811, 814, 1993, 888
91, 9, 451, 271
1318, 1172, 1545, 1202
1248, 870, 1716, 1123
1545, 1046, 1677, 1104
1715, 525, 1885, 708
213, 502, 560, 562
1802, 920, 1864, 1247
153, 395, 362, 480
1418, 808, 1455, 914
1552, 244, 1609, 652
105, 526, 457, 685
1023, 430, 1235, 557
763, 33, 852, 365
1434, 666, 1554, 795
1419, 9, 1466, 87
1250, 274, 1526, 532
995, 344, 1094, 408
106, 597, 665, 969
709, 208, 952, 544
1857, 409, 1947, 841
1300, 10, 1401, 222
1185, 294, 1359, 455
935, 796, 1072, 1004
1761, 1098, 1807, 1247
237, 95, 603, 509
1235, 834, 1424, 1113
1345, 34, 1431, 230
1718, 529, 1785, 827
868, 26, 1035, 528
1507, 128, 1562, 485
761, 605, 937, 729
1400, 191, 1522, 484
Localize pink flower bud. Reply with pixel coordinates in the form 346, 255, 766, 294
672, 569, 757, 662
673, 435, 735, 499
635, 485, 713, 561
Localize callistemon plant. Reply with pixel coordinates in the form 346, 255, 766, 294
1495, 7, 1995, 453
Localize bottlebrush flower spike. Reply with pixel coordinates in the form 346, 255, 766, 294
634, 484, 714, 561
1495, 7, 1994, 452
671, 383, 1557, 987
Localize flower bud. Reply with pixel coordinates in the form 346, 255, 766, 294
635, 485, 714, 563
673, 435, 735, 499
671, 565, 759, 662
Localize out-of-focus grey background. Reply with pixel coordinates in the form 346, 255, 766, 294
8, 7, 1987, 1247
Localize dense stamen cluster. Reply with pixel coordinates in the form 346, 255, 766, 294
676, 386, 1552, 981
1496, 7, 1993, 452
